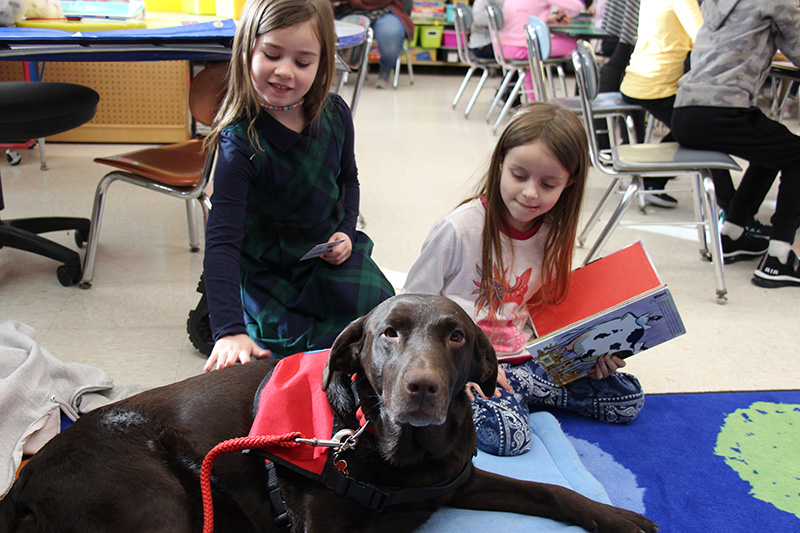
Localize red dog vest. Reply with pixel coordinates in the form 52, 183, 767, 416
249, 350, 335, 478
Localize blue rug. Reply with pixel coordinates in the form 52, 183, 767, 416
557, 390, 800, 532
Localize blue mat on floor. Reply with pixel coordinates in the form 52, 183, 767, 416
558, 390, 800, 532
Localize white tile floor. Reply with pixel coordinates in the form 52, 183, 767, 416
1, 69, 798, 394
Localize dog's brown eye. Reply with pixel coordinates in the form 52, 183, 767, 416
449, 330, 465, 343
383, 327, 398, 338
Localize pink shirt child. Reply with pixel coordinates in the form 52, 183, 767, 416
498, 0, 584, 56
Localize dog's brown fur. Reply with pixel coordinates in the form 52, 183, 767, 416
0, 294, 658, 532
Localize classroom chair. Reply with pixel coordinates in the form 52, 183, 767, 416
336, 15, 374, 115
78, 62, 228, 289
0, 81, 99, 286
485, 2, 569, 134
525, 22, 664, 216
451, 2, 500, 118
392, 0, 416, 88
525, 20, 643, 126
571, 40, 741, 303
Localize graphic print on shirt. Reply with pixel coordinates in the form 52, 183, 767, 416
472, 264, 532, 354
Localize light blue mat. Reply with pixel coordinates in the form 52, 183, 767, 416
421, 411, 610, 532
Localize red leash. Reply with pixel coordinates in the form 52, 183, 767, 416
200, 433, 305, 533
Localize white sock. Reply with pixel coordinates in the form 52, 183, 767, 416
720, 222, 744, 240
768, 240, 792, 264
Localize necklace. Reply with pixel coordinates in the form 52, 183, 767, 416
261, 98, 304, 111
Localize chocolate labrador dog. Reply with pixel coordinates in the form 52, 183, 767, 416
0, 294, 658, 532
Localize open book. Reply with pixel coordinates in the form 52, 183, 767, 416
526, 241, 685, 386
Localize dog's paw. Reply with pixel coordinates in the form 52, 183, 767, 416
590, 506, 659, 533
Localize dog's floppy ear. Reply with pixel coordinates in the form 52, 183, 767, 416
322, 315, 366, 392
470, 325, 498, 398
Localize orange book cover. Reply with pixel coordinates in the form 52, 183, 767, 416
527, 241, 685, 386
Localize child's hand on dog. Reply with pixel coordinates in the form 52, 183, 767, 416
204, 334, 271, 371
466, 365, 514, 400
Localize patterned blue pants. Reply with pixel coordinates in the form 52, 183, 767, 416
472, 359, 644, 456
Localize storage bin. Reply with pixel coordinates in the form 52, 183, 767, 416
215, 0, 245, 18
409, 48, 437, 62
181, 0, 215, 15
442, 29, 457, 48
412, 26, 419, 47
441, 49, 460, 63
419, 25, 443, 49
145, 0, 182, 11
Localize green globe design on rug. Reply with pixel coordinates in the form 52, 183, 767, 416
714, 401, 800, 519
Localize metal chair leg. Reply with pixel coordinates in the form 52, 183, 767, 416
578, 176, 625, 247
350, 28, 373, 115
79, 172, 116, 289
486, 69, 514, 122
700, 172, 727, 303
555, 64, 568, 97
465, 69, 490, 118
393, 42, 414, 88
492, 71, 525, 134
37, 137, 47, 170
453, 66, 477, 108
582, 178, 641, 265
691, 173, 709, 257
185, 198, 202, 252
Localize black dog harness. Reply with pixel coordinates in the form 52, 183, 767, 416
246, 351, 472, 530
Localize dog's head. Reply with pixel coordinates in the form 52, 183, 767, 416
322, 294, 497, 431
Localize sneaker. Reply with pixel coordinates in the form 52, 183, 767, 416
752, 250, 800, 288
643, 193, 678, 208
374, 76, 390, 89
374, 68, 392, 90
745, 218, 772, 238
721, 233, 768, 263
719, 209, 773, 238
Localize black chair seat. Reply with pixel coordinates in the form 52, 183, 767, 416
0, 82, 99, 142
0, 81, 99, 286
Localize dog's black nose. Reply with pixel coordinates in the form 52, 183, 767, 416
405, 370, 442, 397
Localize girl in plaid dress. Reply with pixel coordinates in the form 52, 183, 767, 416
202, 0, 394, 371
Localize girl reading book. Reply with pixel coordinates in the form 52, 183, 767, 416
403, 103, 644, 456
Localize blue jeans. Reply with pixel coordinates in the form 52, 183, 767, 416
472, 359, 644, 456
372, 13, 405, 71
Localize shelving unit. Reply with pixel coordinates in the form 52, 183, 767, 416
369, 1, 465, 68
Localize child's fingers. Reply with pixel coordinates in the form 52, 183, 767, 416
466, 382, 488, 400
203, 353, 218, 372
465, 386, 475, 401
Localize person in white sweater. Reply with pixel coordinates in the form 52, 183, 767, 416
404, 103, 644, 456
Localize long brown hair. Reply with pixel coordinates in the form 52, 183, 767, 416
205, 0, 337, 151
471, 102, 588, 317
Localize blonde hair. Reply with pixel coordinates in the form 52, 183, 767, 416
206, 0, 337, 150
471, 102, 588, 316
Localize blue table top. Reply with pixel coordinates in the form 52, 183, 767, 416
0, 19, 366, 62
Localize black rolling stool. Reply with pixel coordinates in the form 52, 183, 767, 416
0, 81, 99, 286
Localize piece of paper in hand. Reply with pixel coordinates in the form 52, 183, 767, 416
300, 240, 345, 261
